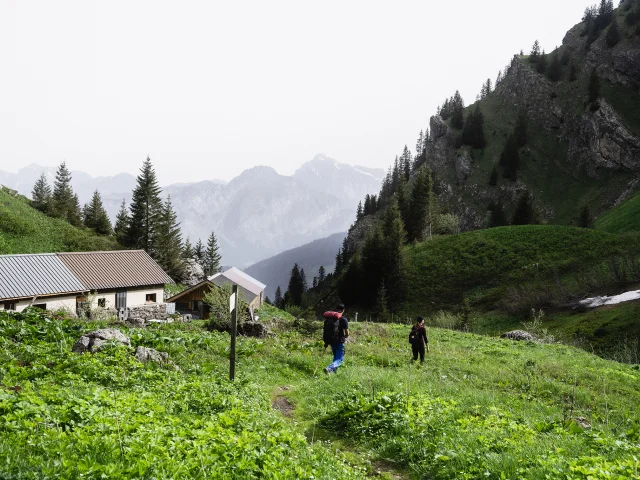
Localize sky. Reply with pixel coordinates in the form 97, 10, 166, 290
0, 0, 590, 184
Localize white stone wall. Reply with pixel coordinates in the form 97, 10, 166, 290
127, 287, 164, 307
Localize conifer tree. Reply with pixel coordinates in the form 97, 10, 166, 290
606, 19, 620, 47
396, 179, 411, 230
31, 173, 52, 213
500, 136, 520, 180
203, 231, 222, 276
287, 263, 304, 306
83, 190, 112, 235
114, 199, 130, 246
382, 199, 407, 306
373, 281, 389, 322
496, 70, 503, 85
511, 190, 539, 225
183, 238, 194, 259
536, 51, 547, 74
300, 268, 308, 293
356, 201, 363, 220
194, 239, 205, 265
312, 277, 318, 289
335, 249, 343, 274
318, 265, 326, 283
588, 68, 601, 103
400, 145, 412, 181
462, 105, 486, 149
51, 162, 76, 222
155, 195, 186, 280
530, 40, 541, 62
577, 205, 594, 228
547, 51, 562, 81
69, 194, 83, 228
416, 130, 425, 158
485, 78, 492, 96
408, 166, 435, 242
489, 165, 499, 186
450, 91, 465, 129
127, 156, 163, 255
361, 225, 386, 306
274, 286, 284, 309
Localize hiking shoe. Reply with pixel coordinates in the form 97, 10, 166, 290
324, 367, 330, 375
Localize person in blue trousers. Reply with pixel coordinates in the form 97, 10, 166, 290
322, 304, 350, 374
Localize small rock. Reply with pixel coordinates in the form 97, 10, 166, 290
500, 330, 537, 342
134, 346, 169, 363
72, 328, 131, 353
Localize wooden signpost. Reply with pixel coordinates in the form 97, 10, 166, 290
229, 285, 238, 381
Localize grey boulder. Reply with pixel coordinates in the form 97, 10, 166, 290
135, 346, 169, 363
500, 330, 537, 342
72, 328, 131, 353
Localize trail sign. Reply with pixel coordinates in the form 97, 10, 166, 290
229, 285, 238, 381
229, 292, 236, 313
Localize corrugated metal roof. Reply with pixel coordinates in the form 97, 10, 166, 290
58, 250, 174, 290
0, 253, 86, 301
212, 267, 265, 296
209, 276, 258, 304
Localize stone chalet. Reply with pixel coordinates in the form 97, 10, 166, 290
0, 250, 174, 315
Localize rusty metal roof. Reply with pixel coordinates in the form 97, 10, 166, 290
0, 253, 86, 301
58, 250, 174, 290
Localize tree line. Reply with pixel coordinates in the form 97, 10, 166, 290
30, 157, 221, 281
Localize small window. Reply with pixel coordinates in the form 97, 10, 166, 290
3, 302, 16, 311
145, 293, 157, 303
32, 303, 47, 310
98, 298, 106, 308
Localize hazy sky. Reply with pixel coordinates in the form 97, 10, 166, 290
0, 0, 589, 184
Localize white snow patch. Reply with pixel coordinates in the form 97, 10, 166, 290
353, 167, 378, 179
579, 290, 640, 308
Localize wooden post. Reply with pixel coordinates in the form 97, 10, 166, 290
230, 284, 238, 381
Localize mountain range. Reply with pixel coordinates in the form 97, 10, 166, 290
0, 154, 384, 266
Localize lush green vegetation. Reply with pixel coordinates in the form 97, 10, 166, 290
2, 308, 639, 479
404, 225, 640, 313
596, 190, 640, 234
0, 187, 120, 255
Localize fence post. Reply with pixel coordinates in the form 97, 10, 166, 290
230, 284, 238, 381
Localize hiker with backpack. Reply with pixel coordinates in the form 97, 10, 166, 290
409, 316, 429, 363
322, 304, 349, 374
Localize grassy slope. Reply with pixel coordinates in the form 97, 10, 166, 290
1, 308, 639, 479
403, 225, 640, 313
595, 189, 640, 234
0, 187, 119, 254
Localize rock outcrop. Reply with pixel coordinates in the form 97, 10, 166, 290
134, 346, 169, 363
72, 329, 131, 353
500, 330, 537, 342
181, 259, 205, 287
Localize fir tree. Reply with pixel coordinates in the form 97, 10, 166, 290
155, 195, 186, 280
500, 136, 520, 180
114, 200, 130, 246
536, 50, 547, 74
373, 281, 389, 322
356, 201, 363, 220
401, 145, 412, 181
588, 68, 601, 104
514, 112, 528, 147
450, 91, 465, 129
335, 249, 343, 274
83, 190, 112, 235
361, 226, 386, 307
127, 156, 163, 255
396, 179, 411, 231
461, 105, 486, 149
318, 265, 326, 283
547, 50, 562, 81
69, 194, 83, 228
577, 205, 594, 228
606, 19, 620, 47
312, 277, 318, 289
51, 162, 76, 222
274, 286, 284, 309
488, 165, 498, 186
511, 190, 539, 225
183, 238, 194, 259
203, 231, 222, 276
265, 296, 272, 305
300, 268, 308, 293
530, 40, 541, 62
194, 239, 204, 265
287, 263, 304, 306
382, 199, 407, 306
31, 173, 52, 213
416, 130, 425, 158
496, 69, 503, 85
408, 166, 435, 242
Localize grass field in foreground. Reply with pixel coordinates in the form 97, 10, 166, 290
1, 308, 639, 479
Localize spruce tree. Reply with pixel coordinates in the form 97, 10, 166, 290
183, 238, 194, 259
577, 205, 594, 228
83, 190, 112, 235
536, 51, 547, 74
203, 231, 222, 276
373, 281, 389, 322
114, 200, 130, 246
312, 277, 318, 289
335, 249, 343, 274
356, 201, 363, 220
318, 265, 326, 283
300, 268, 308, 293
588, 68, 601, 104
401, 145, 412, 181
361, 225, 386, 307
155, 195, 186, 280
396, 179, 411, 231
69, 194, 83, 227
489, 165, 499, 186
51, 162, 76, 222
31, 173, 52, 213
274, 286, 284, 309
287, 264, 304, 306
408, 166, 435, 242
530, 40, 541, 62
382, 199, 407, 306
450, 91, 464, 129
194, 239, 205, 265
127, 157, 163, 256
606, 19, 620, 47
511, 190, 539, 225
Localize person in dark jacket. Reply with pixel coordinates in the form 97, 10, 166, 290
322, 304, 349, 374
409, 316, 429, 363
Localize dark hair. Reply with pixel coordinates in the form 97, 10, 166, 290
337, 304, 345, 312
416, 316, 425, 325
